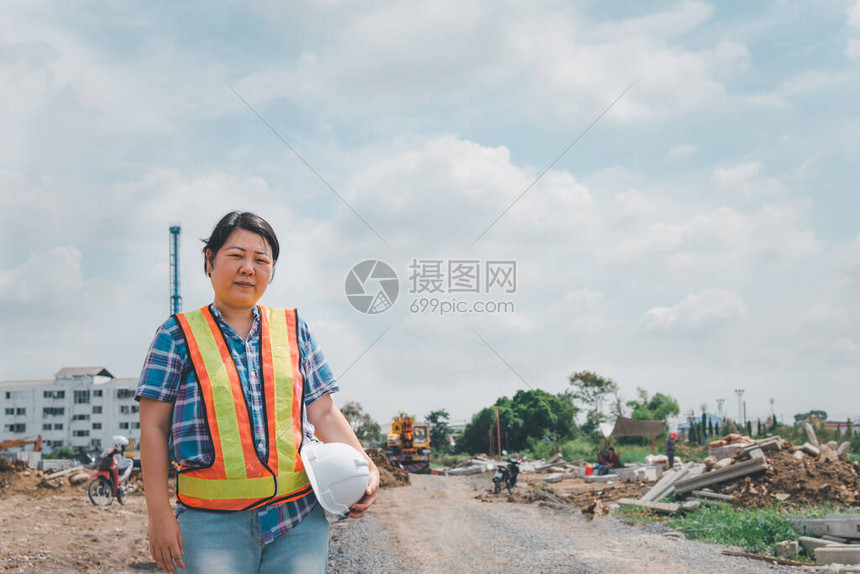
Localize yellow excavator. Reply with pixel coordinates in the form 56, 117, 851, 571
0, 435, 42, 452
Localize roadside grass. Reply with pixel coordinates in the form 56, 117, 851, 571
616, 503, 852, 558
431, 452, 472, 468
667, 504, 846, 557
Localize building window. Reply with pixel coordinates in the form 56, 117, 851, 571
131, 422, 140, 429
93, 390, 103, 398
92, 406, 102, 414
72, 430, 90, 437
4, 424, 25, 433
4, 408, 12, 415
132, 405, 139, 414
43, 407, 65, 416
73, 390, 90, 404
15, 408, 25, 415
119, 422, 129, 429
92, 423, 102, 430
43, 390, 65, 399
43, 424, 52, 431
120, 405, 130, 414
53, 423, 63, 430
72, 414, 90, 421
116, 389, 135, 399
4, 392, 9, 400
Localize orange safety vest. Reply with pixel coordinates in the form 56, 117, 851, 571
174, 305, 312, 511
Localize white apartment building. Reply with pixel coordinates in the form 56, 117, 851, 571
1, 367, 140, 452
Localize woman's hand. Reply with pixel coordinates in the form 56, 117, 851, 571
148, 510, 185, 574
349, 461, 379, 518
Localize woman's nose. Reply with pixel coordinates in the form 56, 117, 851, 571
239, 258, 255, 274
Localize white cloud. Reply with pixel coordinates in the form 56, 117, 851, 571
668, 145, 699, 158
847, 1, 860, 59
237, 1, 745, 124
802, 303, 845, 324
712, 161, 784, 198
640, 289, 748, 333
832, 338, 860, 361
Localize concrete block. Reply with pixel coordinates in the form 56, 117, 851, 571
828, 440, 839, 450
804, 422, 820, 447
801, 442, 821, 457
793, 450, 805, 461
775, 540, 799, 559
796, 516, 860, 540
639, 467, 683, 503
583, 474, 615, 483
543, 473, 564, 484
799, 536, 840, 555
815, 547, 860, 565
708, 442, 745, 461
681, 500, 701, 511
617, 498, 680, 514
691, 490, 735, 502
674, 457, 768, 495
748, 447, 765, 460
821, 445, 840, 463
838, 442, 852, 460
714, 457, 733, 469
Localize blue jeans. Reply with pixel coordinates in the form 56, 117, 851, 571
177, 503, 330, 573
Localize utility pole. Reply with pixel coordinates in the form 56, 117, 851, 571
716, 398, 725, 419
495, 408, 501, 459
734, 389, 745, 426
169, 224, 182, 315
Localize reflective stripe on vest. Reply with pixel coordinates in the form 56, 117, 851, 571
174, 305, 311, 511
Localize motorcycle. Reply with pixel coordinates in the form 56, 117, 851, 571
88, 446, 136, 506
492, 457, 521, 494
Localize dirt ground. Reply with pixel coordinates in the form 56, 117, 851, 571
0, 454, 844, 573
0, 462, 153, 572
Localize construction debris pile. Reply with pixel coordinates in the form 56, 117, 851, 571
0, 458, 91, 496
465, 453, 661, 519
366, 448, 409, 488
619, 428, 858, 515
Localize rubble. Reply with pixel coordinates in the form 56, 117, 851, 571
365, 448, 409, 488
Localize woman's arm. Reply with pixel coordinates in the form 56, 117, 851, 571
139, 398, 185, 574
306, 394, 379, 518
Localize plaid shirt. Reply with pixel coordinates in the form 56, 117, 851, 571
135, 305, 339, 544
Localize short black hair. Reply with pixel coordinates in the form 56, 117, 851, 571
202, 211, 280, 275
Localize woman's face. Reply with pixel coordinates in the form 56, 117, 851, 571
206, 228, 274, 312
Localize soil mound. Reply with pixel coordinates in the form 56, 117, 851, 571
366, 448, 409, 488
731, 449, 860, 508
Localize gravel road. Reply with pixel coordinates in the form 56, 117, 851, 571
329, 474, 827, 574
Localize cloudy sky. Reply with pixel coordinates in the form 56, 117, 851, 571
2, 1, 860, 429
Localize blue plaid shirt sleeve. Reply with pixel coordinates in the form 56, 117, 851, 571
135, 317, 186, 403
298, 315, 339, 404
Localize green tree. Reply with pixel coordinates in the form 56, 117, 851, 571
794, 410, 828, 425
425, 409, 453, 454
340, 401, 382, 446
455, 389, 578, 455
569, 371, 619, 433
625, 388, 681, 423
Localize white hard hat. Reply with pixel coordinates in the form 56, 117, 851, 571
300, 441, 370, 515
112, 435, 129, 448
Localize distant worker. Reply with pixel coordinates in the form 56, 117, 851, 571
666, 432, 677, 469
593, 446, 622, 476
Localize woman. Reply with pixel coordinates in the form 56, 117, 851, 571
136, 211, 379, 574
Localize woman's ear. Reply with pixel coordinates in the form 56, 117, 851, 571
205, 249, 213, 277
